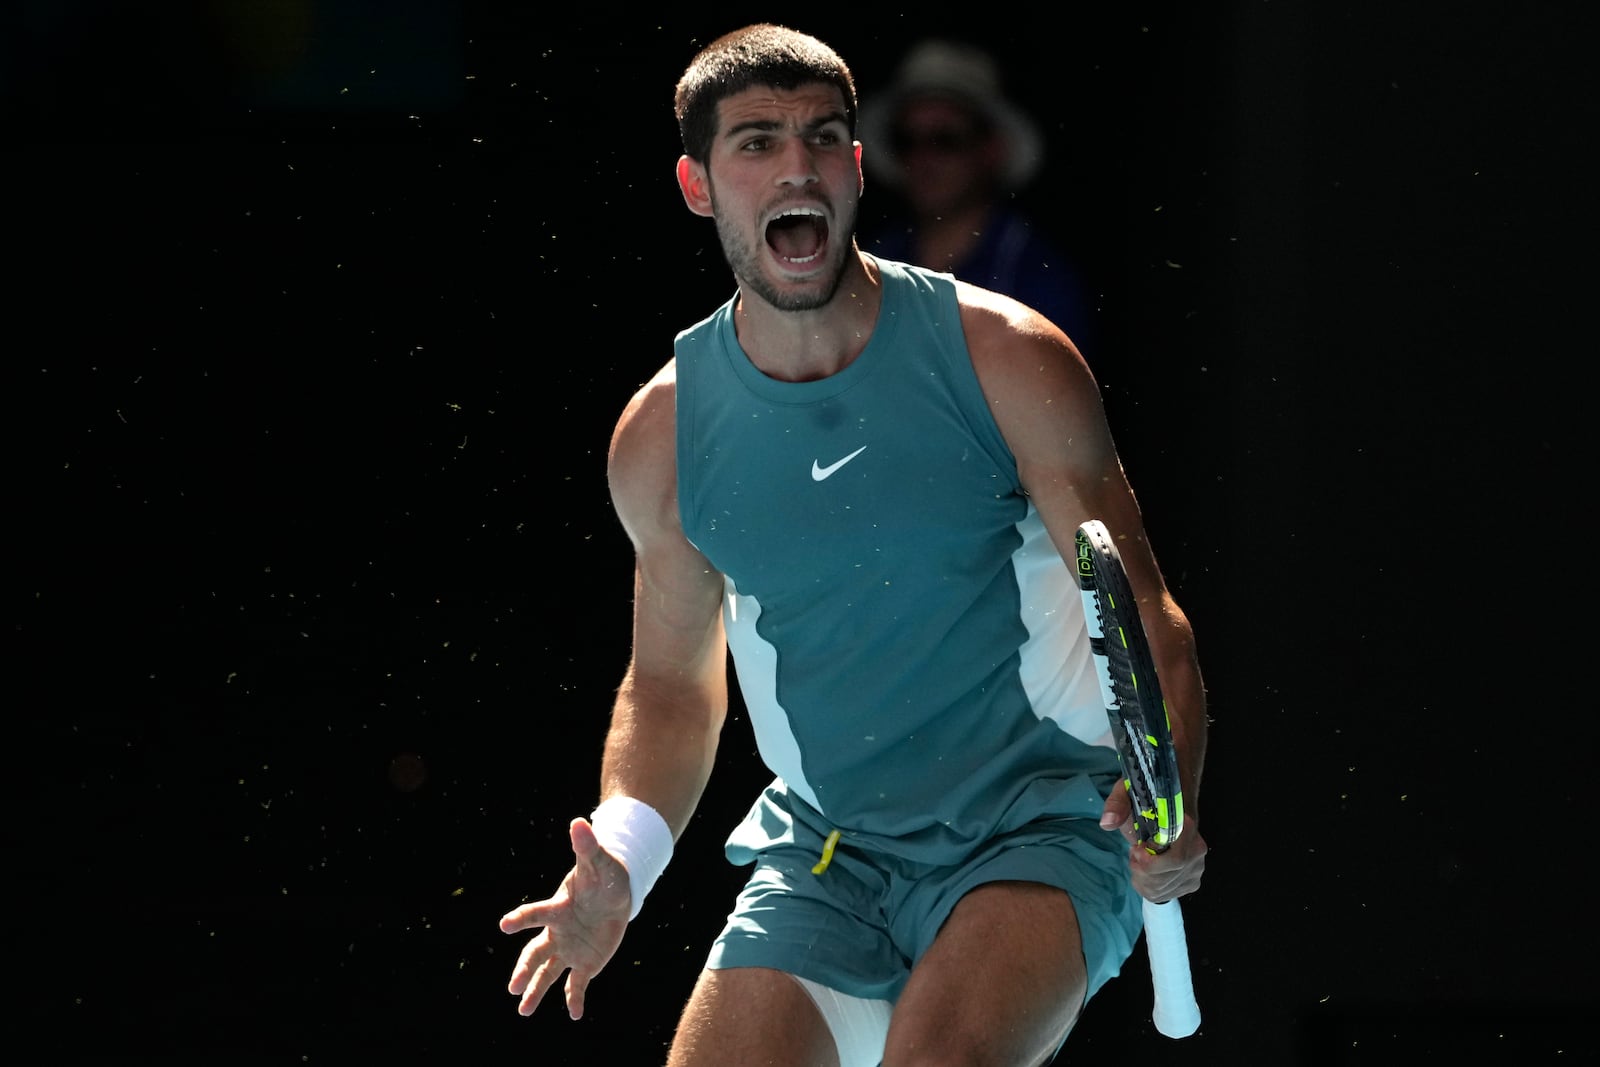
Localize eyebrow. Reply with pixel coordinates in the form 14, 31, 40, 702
723, 108, 850, 141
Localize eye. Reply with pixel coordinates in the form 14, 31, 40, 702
811, 120, 852, 147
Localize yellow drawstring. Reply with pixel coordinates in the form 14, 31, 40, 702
811, 829, 842, 874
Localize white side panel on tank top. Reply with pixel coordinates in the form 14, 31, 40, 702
721, 577, 823, 812
1011, 503, 1114, 749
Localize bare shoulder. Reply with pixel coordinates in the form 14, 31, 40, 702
952, 290, 1175, 632
952, 279, 1101, 427
608, 359, 680, 550
610, 358, 677, 458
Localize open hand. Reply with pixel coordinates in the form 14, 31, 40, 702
499, 816, 632, 1019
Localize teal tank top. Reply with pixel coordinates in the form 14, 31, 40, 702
674, 258, 1119, 865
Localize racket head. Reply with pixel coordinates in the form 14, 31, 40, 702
1075, 519, 1185, 850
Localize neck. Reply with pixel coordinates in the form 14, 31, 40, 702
733, 252, 882, 383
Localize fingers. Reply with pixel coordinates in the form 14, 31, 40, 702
1099, 781, 1134, 840
503, 824, 594, 935
568, 818, 635, 914
569, 815, 600, 859
517, 955, 564, 1017
508, 940, 593, 1021
501, 817, 624, 1020
565, 969, 591, 1021
506, 929, 546, 994
1128, 826, 1206, 903
499, 896, 558, 935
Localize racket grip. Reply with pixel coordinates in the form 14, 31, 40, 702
1142, 897, 1201, 1038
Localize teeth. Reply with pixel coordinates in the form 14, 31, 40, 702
769, 205, 825, 267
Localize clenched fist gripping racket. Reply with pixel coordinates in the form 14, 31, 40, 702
1075, 519, 1201, 1038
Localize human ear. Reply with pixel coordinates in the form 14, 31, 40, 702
677, 156, 714, 218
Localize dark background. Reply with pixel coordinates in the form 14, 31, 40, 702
7, 2, 1593, 1063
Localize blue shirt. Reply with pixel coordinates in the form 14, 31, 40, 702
673, 257, 1118, 866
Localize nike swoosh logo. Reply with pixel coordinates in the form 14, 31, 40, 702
811, 446, 867, 482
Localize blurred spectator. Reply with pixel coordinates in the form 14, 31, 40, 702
859, 39, 1099, 355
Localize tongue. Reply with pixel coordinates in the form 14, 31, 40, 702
770, 217, 822, 261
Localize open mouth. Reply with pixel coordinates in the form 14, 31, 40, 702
766, 207, 828, 267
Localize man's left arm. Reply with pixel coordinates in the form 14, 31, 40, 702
961, 285, 1208, 901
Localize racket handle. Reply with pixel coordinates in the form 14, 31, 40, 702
1142, 897, 1201, 1038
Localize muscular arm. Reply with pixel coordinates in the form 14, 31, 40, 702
498, 360, 729, 1021
602, 359, 730, 837
961, 284, 1208, 894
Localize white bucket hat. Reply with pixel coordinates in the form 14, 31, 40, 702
858, 39, 1045, 190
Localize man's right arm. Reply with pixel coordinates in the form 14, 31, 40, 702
499, 358, 728, 1020
599, 357, 730, 837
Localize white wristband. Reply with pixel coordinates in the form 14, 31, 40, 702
589, 796, 674, 920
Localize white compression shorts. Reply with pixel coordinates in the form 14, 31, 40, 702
794, 975, 894, 1067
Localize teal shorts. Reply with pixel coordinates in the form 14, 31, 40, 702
704, 783, 1143, 1006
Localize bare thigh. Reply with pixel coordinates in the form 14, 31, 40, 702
667, 965, 841, 1067
882, 881, 1086, 1067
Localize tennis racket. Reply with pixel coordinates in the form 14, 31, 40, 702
1075, 518, 1200, 1039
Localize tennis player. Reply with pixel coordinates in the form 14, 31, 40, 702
500, 23, 1209, 1066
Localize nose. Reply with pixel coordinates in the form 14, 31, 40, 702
773, 135, 820, 186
